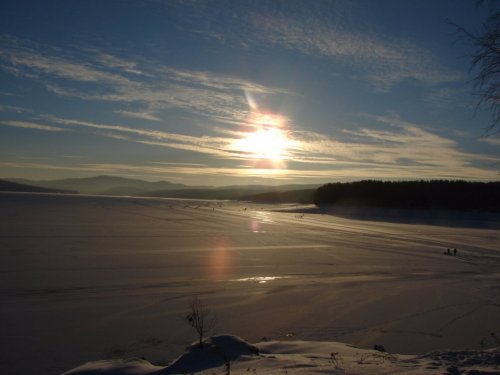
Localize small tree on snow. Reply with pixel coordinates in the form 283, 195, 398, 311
185, 296, 216, 347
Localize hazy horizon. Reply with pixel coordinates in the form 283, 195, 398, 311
1, 173, 325, 188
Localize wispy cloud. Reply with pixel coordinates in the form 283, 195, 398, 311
0, 104, 31, 113
426, 86, 470, 111
257, 18, 462, 91
114, 110, 160, 121
288, 115, 499, 180
170, 1, 461, 91
0, 120, 65, 132
0, 36, 289, 126
40, 115, 241, 159
151, 161, 207, 167
7, 113, 498, 181
480, 136, 500, 146
89, 50, 148, 76
0, 157, 496, 183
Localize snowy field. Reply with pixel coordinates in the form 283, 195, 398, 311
1, 193, 499, 374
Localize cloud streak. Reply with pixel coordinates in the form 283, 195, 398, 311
114, 110, 161, 121
251, 15, 460, 90
0, 157, 496, 184
289, 115, 499, 178
41, 115, 241, 159
5, 113, 497, 182
0, 104, 31, 113
479, 137, 500, 146
170, 1, 462, 91
0, 120, 65, 132
0, 36, 290, 127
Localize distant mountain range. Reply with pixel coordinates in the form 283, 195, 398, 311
1, 175, 319, 203
0, 179, 76, 194
7, 175, 188, 196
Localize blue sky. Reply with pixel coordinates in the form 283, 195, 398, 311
1, 0, 499, 186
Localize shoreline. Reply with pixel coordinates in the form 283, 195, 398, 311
273, 204, 500, 229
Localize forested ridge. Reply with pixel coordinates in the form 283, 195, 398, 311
314, 180, 500, 211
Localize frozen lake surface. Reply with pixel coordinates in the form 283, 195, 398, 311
1, 193, 499, 374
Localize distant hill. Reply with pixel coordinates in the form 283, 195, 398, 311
0, 179, 76, 194
314, 180, 500, 211
4, 175, 321, 202
8, 175, 187, 196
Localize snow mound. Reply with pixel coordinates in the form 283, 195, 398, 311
415, 347, 500, 368
62, 336, 259, 375
159, 335, 259, 374
61, 338, 500, 375
62, 357, 161, 375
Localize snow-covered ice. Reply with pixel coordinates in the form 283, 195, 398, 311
0, 193, 499, 374
63, 335, 500, 374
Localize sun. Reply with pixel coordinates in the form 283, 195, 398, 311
237, 127, 288, 160
233, 112, 294, 167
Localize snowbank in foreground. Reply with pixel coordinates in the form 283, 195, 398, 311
63, 335, 500, 375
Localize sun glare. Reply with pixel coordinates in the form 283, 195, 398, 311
237, 127, 288, 160
233, 109, 294, 168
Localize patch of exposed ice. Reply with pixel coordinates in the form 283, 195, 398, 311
231, 276, 291, 283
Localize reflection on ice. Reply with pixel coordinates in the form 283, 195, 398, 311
250, 211, 274, 233
232, 276, 290, 284
252, 211, 275, 224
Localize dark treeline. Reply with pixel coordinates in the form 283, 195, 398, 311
314, 180, 500, 211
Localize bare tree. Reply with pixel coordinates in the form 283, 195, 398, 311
453, 1, 500, 134
185, 296, 216, 347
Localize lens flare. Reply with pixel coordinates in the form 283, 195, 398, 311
207, 236, 233, 281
